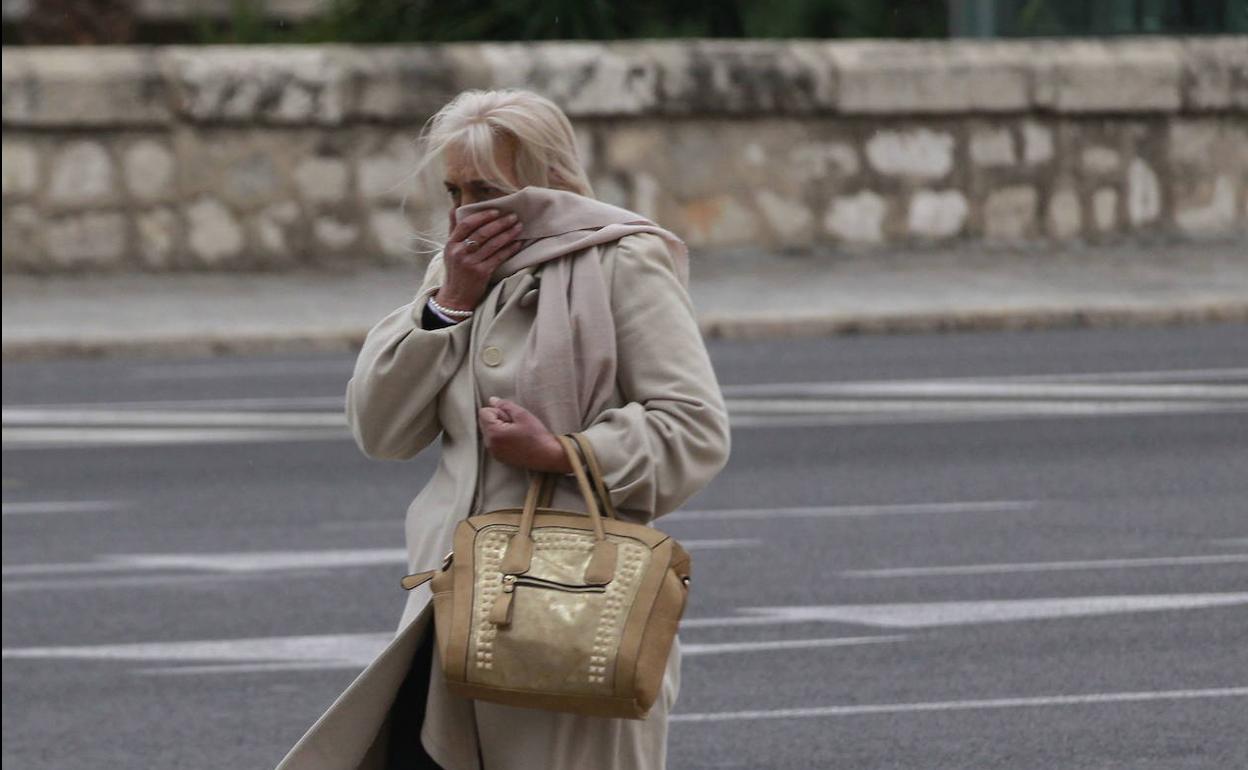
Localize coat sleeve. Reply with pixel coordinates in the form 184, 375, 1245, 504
578, 233, 731, 519
344, 253, 474, 460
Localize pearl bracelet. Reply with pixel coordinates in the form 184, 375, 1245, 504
428, 294, 475, 318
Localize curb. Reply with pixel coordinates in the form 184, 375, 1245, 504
698, 302, 1248, 340
4, 302, 1247, 362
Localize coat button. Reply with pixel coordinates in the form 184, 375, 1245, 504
481, 346, 503, 367
520, 288, 539, 308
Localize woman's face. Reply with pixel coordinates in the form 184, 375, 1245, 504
443, 136, 520, 209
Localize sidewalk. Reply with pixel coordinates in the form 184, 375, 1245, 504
3, 240, 1246, 360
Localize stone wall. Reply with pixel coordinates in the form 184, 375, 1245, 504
2, 38, 1245, 273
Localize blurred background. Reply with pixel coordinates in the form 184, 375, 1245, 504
3, 0, 1245, 44
2, 2, 1247, 769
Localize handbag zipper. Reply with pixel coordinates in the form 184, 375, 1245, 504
489, 573, 605, 626
503, 574, 607, 593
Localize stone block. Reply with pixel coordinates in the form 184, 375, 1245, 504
1, 139, 39, 196
1168, 121, 1235, 167
754, 189, 814, 247
644, 40, 837, 116
45, 212, 127, 267
345, 47, 462, 122
1092, 188, 1118, 232
1180, 37, 1248, 110
370, 207, 415, 259
48, 140, 115, 207
294, 156, 349, 204
1126, 158, 1161, 227
135, 207, 179, 268
831, 41, 1030, 113
222, 151, 282, 207
1046, 188, 1082, 240
1081, 146, 1121, 175
789, 142, 859, 180
969, 126, 1016, 167
1175, 176, 1237, 235
2, 48, 169, 127
824, 190, 887, 244
1042, 40, 1183, 113
680, 195, 760, 248
481, 42, 662, 117
251, 200, 300, 254
1022, 122, 1054, 166
359, 137, 419, 202
186, 197, 244, 264
165, 47, 347, 125
123, 139, 175, 202
591, 175, 627, 210
604, 125, 666, 170
983, 186, 1037, 241
907, 189, 968, 239
2, 204, 42, 268
866, 129, 955, 180
631, 172, 661, 221
314, 216, 360, 251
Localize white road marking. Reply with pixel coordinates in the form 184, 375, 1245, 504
680, 635, 907, 656
1, 539, 756, 585
2, 632, 391, 668
1, 548, 409, 578
727, 403, 1247, 428
128, 360, 352, 380
842, 553, 1248, 578
726, 398, 1246, 414
680, 593, 1248, 630
2, 408, 344, 427
723, 382, 1248, 400
1, 426, 350, 449
667, 500, 1039, 522
321, 500, 1042, 531
681, 538, 763, 550
4, 367, 1242, 446
2, 500, 125, 516
670, 687, 1248, 723
721, 367, 1248, 397
1, 395, 344, 412
2, 633, 904, 673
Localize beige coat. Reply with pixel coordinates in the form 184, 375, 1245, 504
276, 232, 731, 770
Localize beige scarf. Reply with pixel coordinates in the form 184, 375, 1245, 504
454, 186, 689, 436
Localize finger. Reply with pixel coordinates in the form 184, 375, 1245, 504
492, 398, 527, 421
449, 208, 502, 243
466, 212, 520, 249
479, 407, 503, 430
476, 238, 526, 276
466, 220, 525, 265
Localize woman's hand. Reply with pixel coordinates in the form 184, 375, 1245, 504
436, 208, 525, 311
478, 397, 573, 473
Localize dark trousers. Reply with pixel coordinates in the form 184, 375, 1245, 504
385, 626, 444, 770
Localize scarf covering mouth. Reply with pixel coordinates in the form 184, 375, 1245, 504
453, 186, 689, 436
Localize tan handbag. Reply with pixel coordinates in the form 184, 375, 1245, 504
400, 433, 691, 719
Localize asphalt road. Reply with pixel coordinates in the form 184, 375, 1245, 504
3, 323, 1247, 770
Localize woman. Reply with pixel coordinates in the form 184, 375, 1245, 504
276, 88, 731, 770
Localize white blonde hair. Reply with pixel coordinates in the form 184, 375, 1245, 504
401, 89, 594, 255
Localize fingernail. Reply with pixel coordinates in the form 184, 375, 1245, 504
506, 213, 518, 222
488, 396, 500, 405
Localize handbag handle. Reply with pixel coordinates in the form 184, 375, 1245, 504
498, 434, 617, 584
568, 433, 619, 521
